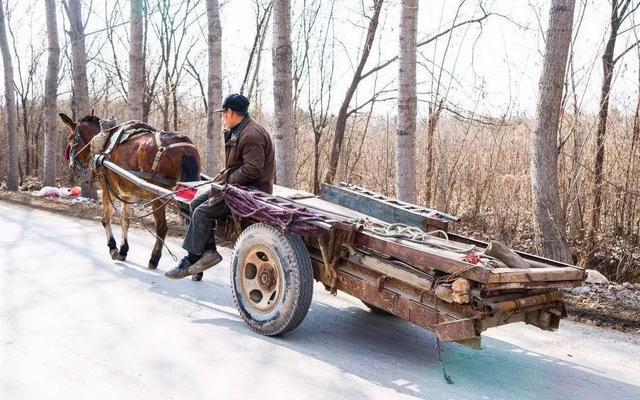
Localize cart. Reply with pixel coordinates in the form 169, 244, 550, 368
96, 156, 586, 345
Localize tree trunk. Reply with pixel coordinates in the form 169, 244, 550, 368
424, 101, 442, 206
206, 0, 222, 175
22, 98, 30, 177
65, 0, 96, 198
0, 0, 18, 190
325, 0, 384, 184
529, 0, 575, 263
590, 2, 621, 240
128, 0, 144, 120
623, 84, 640, 236
272, 0, 295, 187
395, 0, 418, 203
313, 131, 321, 194
172, 82, 178, 131
435, 132, 449, 211
43, 0, 60, 187
67, 0, 89, 117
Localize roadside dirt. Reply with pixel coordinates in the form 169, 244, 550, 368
564, 283, 640, 334
2, 188, 638, 335
0, 188, 187, 237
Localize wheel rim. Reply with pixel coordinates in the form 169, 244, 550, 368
240, 245, 283, 313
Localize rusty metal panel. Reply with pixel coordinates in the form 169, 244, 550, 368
483, 291, 563, 314
321, 183, 452, 231
434, 319, 478, 342
480, 280, 579, 290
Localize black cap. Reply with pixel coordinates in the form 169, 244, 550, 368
214, 93, 250, 113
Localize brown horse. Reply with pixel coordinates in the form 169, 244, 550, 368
60, 113, 201, 270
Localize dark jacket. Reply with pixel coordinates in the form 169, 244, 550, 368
219, 117, 275, 194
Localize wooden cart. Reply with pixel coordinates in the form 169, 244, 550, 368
97, 157, 586, 345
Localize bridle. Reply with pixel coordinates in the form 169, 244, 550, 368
67, 123, 93, 172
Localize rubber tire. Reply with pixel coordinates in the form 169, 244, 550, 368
362, 301, 393, 316
231, 223, 313, 336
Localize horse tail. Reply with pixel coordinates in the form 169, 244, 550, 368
180, 154, 200, 182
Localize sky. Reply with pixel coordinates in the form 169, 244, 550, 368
3, 0, 640, 121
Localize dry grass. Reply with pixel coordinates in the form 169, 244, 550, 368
1, 104, 638, 282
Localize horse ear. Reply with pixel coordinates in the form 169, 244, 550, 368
59, 113, 76, 130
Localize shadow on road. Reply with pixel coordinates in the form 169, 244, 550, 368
3, 206, 640, 400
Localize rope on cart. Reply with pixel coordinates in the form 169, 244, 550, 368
222, 184, 326, 236
353, 218, 509, 269
352, 218, 475, 252
431, 265, 475, 385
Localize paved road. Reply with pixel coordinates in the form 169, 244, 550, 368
1, 202, 639, 400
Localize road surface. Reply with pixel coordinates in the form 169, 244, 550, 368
1, 202, 639, 400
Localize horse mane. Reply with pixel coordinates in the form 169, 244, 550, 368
78, 115, 101, 131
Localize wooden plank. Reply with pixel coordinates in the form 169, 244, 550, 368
345, 246, 433, 291
353, 232, 492, 283
272, 185, 316, 200
321, 184, 449, 231
353, 232, 585, 285
447, 232, 581, 270
487, 267, 586, 283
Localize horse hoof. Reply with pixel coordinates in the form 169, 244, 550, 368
148, 252, 161, 269
191, 272, 203, 281
110, 249, 119, 260
114, 253, 127, 261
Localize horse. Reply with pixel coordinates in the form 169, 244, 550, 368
59, 113, 201, 273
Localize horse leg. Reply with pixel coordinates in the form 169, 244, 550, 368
101, 188, 119, 260
148, 199, 167, 269
114, 202, 130, 261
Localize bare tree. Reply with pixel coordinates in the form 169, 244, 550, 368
272, 0, 295, 187
153, 0, 199, 131
324, 0, 384, 184
395, 0, 418, 202
206, 0, 222, 174
0, 0, 18, 190
63, 0, 90, 118
63, 0, 96, 198
590, 0, 640, 239
128, 0, 144, 120
324, 1, 491, 186
530, 0, 575, 263
43, 0, 60, 186
306, 0, 335, 193
7, 9, 45, 180
240, 0, 272, 103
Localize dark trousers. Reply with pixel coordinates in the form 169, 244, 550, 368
182, 190, 230, 255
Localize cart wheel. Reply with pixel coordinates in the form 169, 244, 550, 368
362, 301, 393, 316
231, 223, 313, 336
191, 272, 203, 281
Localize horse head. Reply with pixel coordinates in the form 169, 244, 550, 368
59, 112, 102, 170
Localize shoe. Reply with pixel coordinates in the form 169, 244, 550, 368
165, 257, 193, 279
187, 250, 223, 275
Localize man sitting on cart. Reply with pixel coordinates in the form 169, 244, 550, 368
165, 93, 276, 279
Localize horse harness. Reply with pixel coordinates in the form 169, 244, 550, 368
97, 120, 197, 177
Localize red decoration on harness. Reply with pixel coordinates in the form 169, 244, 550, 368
463, 252, 481, 265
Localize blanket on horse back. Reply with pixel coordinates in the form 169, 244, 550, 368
91, 120, 197, 185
